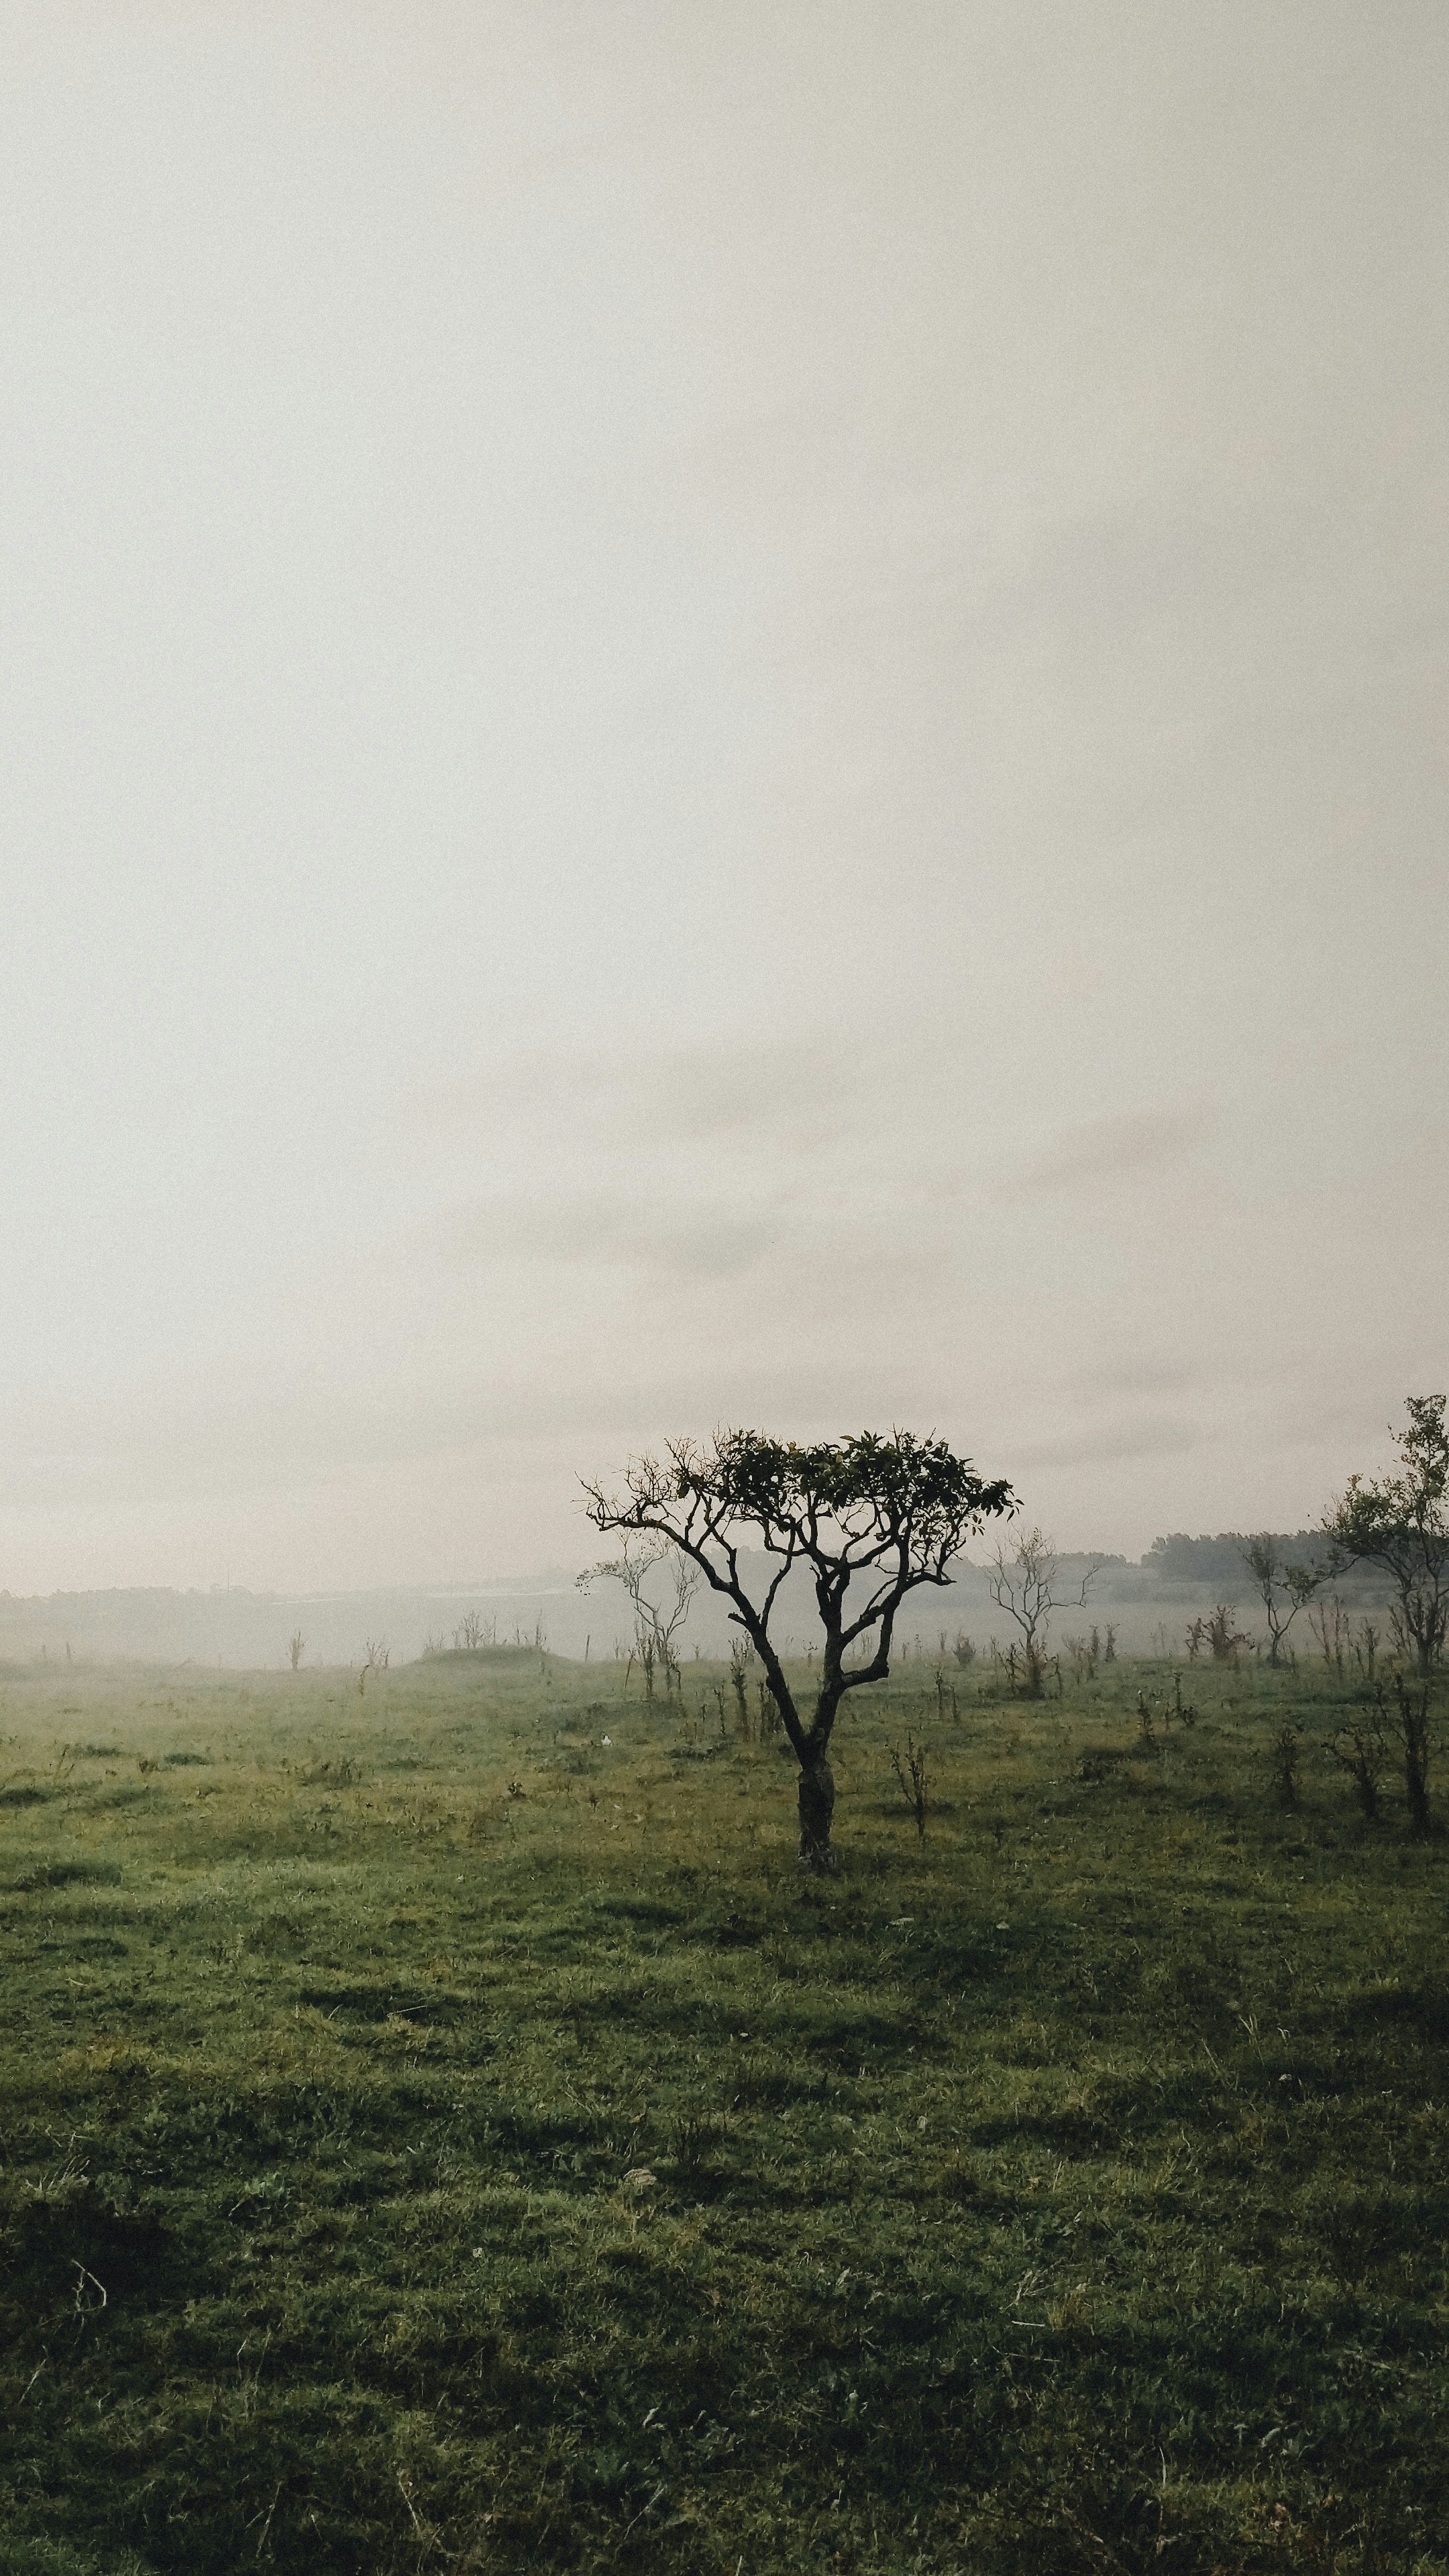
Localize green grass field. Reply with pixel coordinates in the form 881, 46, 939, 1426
0, 1646, 1444, 2575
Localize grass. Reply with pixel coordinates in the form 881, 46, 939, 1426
0, 1646, 1445, 2573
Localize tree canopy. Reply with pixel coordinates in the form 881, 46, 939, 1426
1324, 1395, 1449, 1674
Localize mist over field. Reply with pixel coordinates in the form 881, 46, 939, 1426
0, 1534, 1397, 1670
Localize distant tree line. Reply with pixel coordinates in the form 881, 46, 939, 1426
1143, 1531, 1342, 1587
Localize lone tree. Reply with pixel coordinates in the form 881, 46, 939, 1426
582, 1429, 1014, 1867
1240, 1536, 1324, 1666
987, 1526, 1100, 1696
577, 1537, 700, 1697
1325, 1395, 1449, 1676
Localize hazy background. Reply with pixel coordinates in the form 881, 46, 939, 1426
1, 1, 1445, 1598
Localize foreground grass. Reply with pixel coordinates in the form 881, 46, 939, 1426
0, 1647, 1445, 2574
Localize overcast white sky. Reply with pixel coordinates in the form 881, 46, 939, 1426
0, 1, 1445, 1592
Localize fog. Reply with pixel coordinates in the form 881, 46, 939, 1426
1, 4, 1445, 1596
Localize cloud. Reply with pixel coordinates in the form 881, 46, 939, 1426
1068, 1355, 1200, 1401
397, 1034, 864, 1157
1000, 1105, 1216, 1202
1006, 1413, 1205, 1472
429, 1190, 780, 1278
0, 1343, 973, 1510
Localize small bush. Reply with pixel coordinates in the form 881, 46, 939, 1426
1328, 1713, 1389, 1819
1271, 1721, 1303, 1809
888, 1733, 930, 1841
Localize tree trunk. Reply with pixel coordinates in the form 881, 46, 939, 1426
797, 1756, 836, 1870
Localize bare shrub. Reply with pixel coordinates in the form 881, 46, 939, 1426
1205, 1605, 1249, 1665
888, 1732, 930, 1841
1270, 1721, 1303, 1809
1328, 1711, 1389, 1819
730, 1638, 753, 1733
989, 1528, 1100, 1699
1241, 1538, 1324, 1666
580, 1540, 698, 1698
1311, 1595, 1351, 1680
1381, 1674, 1437, 1836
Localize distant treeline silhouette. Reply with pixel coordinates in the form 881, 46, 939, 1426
1142, 1531, 1335, 1585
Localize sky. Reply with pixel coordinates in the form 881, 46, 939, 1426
0, 0, 1445, 1593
